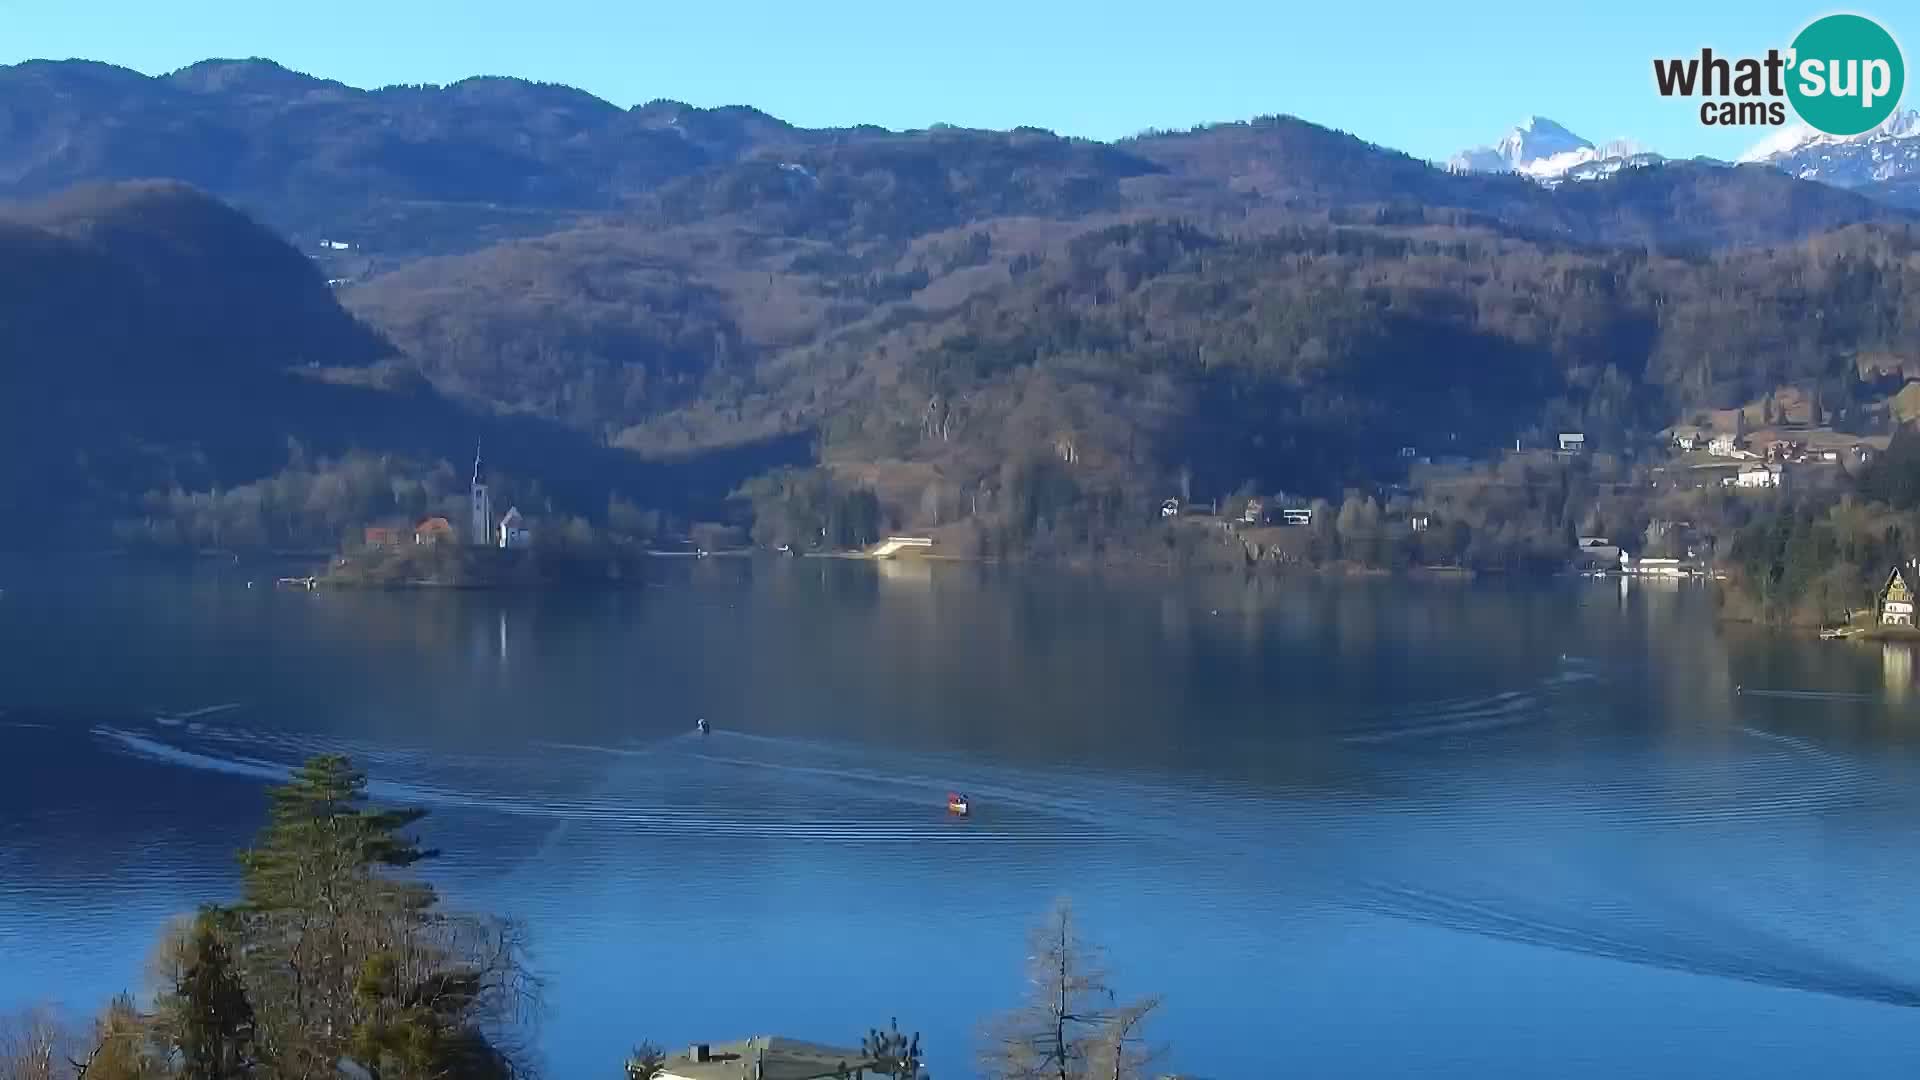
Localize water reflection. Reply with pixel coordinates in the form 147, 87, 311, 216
1884, 643, 1913, 703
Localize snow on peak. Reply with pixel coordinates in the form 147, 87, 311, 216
1739, 107, 1920, 163
1490, 116, 1592, 168
1447, 118, 1660, 183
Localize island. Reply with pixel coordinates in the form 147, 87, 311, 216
319, 540, 647, 589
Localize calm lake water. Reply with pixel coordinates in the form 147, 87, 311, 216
5, 557, 1920, 1078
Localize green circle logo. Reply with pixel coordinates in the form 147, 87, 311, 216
1787, 14, 1906, 136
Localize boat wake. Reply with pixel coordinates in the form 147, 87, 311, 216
1738, 688, 1882, 703
79, 710, 1920, 1008
1342, 662, 1600, 746
1352, 880, 1920, 1007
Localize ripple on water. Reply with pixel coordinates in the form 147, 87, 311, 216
60, 686, 1920, 1014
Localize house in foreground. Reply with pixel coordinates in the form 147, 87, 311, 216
650, 1037, 880, 1080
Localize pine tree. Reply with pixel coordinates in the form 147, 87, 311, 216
160, 910, 255, 1080
238, 754, 435, 915
229, 755, 529, 1080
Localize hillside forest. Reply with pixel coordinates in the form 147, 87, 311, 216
5, 60, 1920, 620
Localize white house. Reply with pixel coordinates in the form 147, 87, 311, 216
1735, 464, 1784, 489
1558, 433, 1586, 453
1708, 434, 1738, 457
1160, 498, 1180, 519
1881, 566, 1916, 628
498, 507, 531, 550
1281, 507, 1313, 527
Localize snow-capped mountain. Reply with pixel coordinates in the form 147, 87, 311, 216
1446, 117, 1589, 173
1446, 118, 1664, 185
1739, 108, 1920, 188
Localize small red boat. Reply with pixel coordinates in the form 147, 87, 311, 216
947, 792, 970, 817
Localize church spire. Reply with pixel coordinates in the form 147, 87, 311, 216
469, 438, 493, 547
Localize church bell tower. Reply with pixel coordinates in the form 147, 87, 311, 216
469, 441, 493, 546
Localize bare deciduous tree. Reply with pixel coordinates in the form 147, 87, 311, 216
1083, 998, 1163, 1080
0, 1007, 75, 1080
978, 899, 1161, 1080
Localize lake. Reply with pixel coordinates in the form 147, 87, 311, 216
4, 556, 1920, 1078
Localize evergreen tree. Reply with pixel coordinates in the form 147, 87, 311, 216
230, 755, 529, 1080
238, 754, 435, 914
160, 910, 255, 1080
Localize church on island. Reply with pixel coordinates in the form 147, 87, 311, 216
468, 443, 533, 550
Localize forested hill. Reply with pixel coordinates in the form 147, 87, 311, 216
9, 57, 1920, 555
2, 180, 390, 380
0, 181, 802, 543
801, 220, 1920, 512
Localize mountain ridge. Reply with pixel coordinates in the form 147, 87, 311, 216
3, 57, 1912, 269
1738, 108, 1920, 188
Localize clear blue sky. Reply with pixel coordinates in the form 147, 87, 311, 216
0, 0, 1908, 162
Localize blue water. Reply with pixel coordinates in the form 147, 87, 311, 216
4, 558, 1920, 1077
